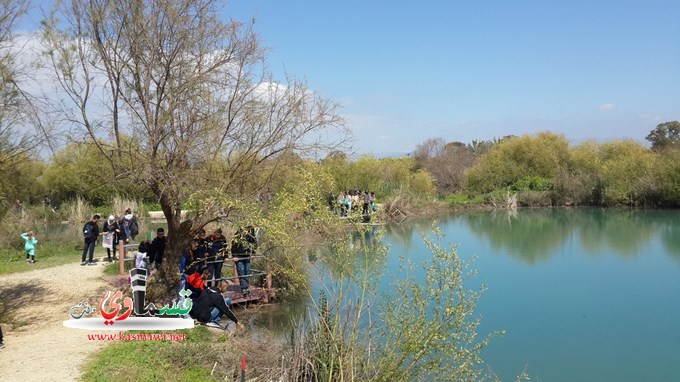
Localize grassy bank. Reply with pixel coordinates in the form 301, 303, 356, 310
81, 326, 286, 381
0, 242, 85, 275
82, 328, 216, 382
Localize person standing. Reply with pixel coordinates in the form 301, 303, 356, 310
344, 191, 352, 216
179, 240, 199, 289
193, 229, 209, 268
21, 231, 38, 264
102, 215, 120, 263
122, 208, 139, 242
81, 215, 101, 266
0, 325, 5, 349
207, 228, 226, 287
149, 227, 166, 270
362, 190, 371, 215
177, 239, 199, 317
337, 191, 346, 217
231, 226, 257, 296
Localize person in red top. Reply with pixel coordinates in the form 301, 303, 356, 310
186, 267, 211, 299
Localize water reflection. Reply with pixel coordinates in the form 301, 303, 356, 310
464, 209, 571, 264
573, 209, 658, 256
460, 208, 679, 264
659, 216, 680, 266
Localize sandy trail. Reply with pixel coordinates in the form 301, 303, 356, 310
0, 261, 112, 382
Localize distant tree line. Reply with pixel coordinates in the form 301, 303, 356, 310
414, 122, 680, 207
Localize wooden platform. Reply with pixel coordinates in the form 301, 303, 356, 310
224, 284, 275, 304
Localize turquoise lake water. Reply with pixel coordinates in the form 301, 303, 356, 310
255, 208, 680, 381
379, 208, 680, 381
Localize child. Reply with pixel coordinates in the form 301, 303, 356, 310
21, 231, 38, 264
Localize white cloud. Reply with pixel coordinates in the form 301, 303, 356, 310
598, 103, 617, 111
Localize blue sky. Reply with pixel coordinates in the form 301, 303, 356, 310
22, 1, 680, 155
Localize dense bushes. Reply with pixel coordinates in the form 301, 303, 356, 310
463, 132, 680, 207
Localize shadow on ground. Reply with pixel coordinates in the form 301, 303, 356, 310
0, 282, 48, 328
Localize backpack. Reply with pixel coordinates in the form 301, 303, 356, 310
130, 218, 139, 236
122, 218, 132, 238
83, 222, 94, 241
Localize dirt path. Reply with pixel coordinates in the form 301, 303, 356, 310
0, 260, 112, 382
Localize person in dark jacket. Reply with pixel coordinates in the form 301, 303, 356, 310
191, 280, 245, 330
194, 229, 209, 261
231, 226, 257, 295
81, 215, 101, 266
207, 228, 227, 287
148, 228, 166, 270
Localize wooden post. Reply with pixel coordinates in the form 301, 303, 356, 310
264, 255, 272, 303
232, 258, 239, 283
118, 242, 125, 275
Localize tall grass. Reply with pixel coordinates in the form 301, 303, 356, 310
61, 196, 93, 224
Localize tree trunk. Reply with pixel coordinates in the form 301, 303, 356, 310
158, 192, 193, 279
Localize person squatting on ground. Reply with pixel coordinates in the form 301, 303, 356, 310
231, 226, 257, 296
21, 231, 38, 264
81, 215, 102, 266
190, 279, 245, 331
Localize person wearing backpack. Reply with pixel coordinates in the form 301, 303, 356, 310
81, 215, 101, 266
123, 208, 139, 242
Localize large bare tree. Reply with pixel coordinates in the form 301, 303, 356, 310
42, 0, 347, 261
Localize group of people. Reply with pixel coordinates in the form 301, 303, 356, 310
329, 189, 377, 217
178, 226, 257, 330
180, 226, 257, 296
81, 209, 142, 266
76, 210, 254, 331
